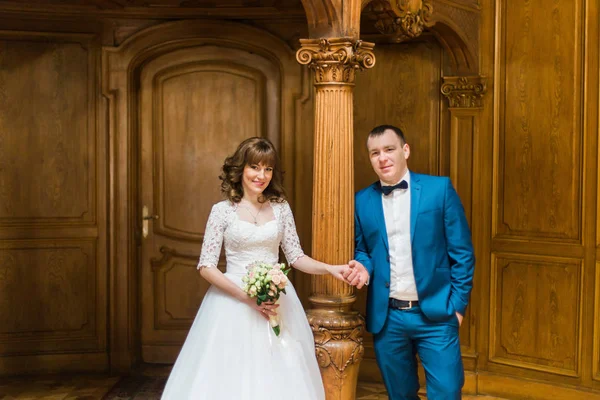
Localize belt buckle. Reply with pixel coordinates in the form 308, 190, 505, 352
399, 300, 412, 310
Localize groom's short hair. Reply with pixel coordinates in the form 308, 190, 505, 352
369, 125, 406, 144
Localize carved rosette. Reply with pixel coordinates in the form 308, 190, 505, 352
296, 38, 375, 84
367, 0, 433, 43
308, 311, 365, 398
441, 76, 487, 108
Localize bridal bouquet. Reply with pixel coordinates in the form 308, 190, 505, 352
242, 261, 290, 336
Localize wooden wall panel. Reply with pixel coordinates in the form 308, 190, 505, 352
0, 35, 95, 224
0, 30, 107, 374
0, 240, 98, 353
490, 254, 582, 377
495, 0, 583, 242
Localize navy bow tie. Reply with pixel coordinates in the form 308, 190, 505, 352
381, 180, 408, 195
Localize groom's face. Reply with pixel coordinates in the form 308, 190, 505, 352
367, 129, 410, 185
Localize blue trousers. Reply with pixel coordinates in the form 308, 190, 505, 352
373, 306, 464, 400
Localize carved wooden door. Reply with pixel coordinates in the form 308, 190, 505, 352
139, 45, 281, 363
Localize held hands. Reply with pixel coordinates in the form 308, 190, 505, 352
326, 264, 352, 282
324, 261, 369, 288
342, 260, 369, 289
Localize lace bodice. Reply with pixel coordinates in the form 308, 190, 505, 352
197, 200, 305, 275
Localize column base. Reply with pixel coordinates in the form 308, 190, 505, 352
307, 309, 365, 400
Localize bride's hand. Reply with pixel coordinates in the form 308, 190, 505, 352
326, 264, 351, 282
246, 299, 279, 321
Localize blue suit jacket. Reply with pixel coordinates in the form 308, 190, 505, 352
354, 172, 475, 334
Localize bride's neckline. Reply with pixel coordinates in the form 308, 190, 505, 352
233, 202, 276, 227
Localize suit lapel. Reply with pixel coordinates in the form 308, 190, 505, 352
369, 184, 389, 251
410, 172, 421, 244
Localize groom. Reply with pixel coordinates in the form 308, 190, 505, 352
344, 125, 475, 400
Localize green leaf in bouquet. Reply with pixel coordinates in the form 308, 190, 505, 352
281, 288, 287, 295
273, 325, 281, 336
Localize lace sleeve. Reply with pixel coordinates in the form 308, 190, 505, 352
197, 202, 228, 269
279, 201, 305, 265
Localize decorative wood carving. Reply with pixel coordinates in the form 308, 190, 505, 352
309, 312, 365, 399
441, 76, 486, 108
296, 38, 375, 83
297, 36, 374, 399
365, 0, 433, 43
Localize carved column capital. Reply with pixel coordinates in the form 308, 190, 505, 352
441, 76, 487, 108
296, 38, 375, 84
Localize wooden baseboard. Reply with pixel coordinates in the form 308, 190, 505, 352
478, 371, 600, 399
0, 352, 108, 376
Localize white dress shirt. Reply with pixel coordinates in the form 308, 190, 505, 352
381, 170, 419, 301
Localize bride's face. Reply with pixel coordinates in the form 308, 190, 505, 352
242, 162, 273, 197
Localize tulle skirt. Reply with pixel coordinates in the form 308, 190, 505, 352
161, 273, 325, 400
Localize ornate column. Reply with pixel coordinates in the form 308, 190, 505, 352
296, 38, 375, 399
440, 76, 487, 378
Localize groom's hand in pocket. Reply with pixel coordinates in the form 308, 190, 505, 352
455, 312, 463, 326
344, 260, 369, 289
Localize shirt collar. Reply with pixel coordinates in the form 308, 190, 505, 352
380, 169, 410, 188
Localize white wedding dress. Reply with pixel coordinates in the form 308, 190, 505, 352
161, 200, 325, 400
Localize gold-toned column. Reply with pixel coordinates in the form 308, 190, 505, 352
296, 38, 375, 400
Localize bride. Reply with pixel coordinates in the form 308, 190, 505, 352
161, 137, 348, 400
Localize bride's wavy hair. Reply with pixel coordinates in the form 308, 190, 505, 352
220, 137, 286, 203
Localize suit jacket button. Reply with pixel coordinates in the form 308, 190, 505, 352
385, 282, 390, 288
